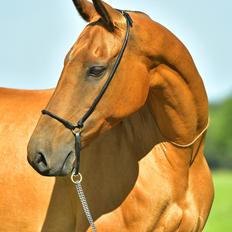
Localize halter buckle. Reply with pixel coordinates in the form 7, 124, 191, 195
72, 127, 83, 135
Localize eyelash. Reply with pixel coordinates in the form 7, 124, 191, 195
87, 66, 106, 78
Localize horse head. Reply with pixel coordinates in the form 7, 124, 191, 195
28, 0, 209, 179
27, 0, 151, 176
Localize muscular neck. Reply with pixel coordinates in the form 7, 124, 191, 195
135, 15, 209, 143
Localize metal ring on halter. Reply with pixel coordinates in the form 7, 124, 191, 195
71, 172, 83, 184
72, 127, 82, 135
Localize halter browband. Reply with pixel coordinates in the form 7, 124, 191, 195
42, 10, 133, 174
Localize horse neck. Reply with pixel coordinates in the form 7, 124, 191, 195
137, 15, 208, 139
81, 101, 161, 177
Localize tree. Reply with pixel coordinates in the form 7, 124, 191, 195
205, 96, 232, 169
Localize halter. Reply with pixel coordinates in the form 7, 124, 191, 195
42, 12, 132, 231
42, 10, 133, 176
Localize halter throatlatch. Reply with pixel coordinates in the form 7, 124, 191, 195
42, 10, 133, 175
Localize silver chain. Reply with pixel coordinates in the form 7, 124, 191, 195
72, 173, 97, 232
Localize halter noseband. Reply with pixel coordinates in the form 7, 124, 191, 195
42, 10, 133, 175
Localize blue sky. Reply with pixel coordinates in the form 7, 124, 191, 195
0, 0, 231, 102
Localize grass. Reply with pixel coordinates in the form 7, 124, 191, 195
204, 171, 232, 232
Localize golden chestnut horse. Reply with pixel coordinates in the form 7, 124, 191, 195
1, 0, 214, 231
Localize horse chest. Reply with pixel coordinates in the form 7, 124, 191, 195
87, 152, 179, 231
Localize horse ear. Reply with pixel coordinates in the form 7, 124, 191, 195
72, 0, 97, 22
92, 0, 121, 32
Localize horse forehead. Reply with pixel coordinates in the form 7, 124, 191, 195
68, 26, 119, 62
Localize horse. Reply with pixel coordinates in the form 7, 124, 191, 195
1, 0, 214, 231
0, 88, 56, 231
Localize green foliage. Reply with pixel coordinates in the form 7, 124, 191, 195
204, 171, 232, 232
205, 96, 232, 169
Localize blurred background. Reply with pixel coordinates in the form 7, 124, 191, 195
0, 1, 231, 231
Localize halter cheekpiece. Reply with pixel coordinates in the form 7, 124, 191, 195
42, 10, 133, 176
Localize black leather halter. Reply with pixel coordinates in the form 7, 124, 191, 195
42, 10, 133, 175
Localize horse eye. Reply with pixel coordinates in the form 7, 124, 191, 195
88, 66, 106, 78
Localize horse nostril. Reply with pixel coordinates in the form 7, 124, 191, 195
32, 152, 50, 174
35, 152, 47, 165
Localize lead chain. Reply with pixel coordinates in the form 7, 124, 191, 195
74, 177, 97, 232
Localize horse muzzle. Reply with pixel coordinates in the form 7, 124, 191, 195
27, 144, 75, 176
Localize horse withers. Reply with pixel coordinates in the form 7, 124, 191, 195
28, 0, 214, 231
